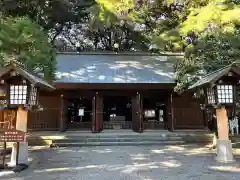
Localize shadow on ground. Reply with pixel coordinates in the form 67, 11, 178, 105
1, 145, 240, 180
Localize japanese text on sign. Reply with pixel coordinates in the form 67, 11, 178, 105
0, 130, 25, 142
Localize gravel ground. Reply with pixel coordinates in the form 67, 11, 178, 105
0, 145, 240, 180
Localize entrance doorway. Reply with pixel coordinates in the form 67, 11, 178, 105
67, 97, 92, 130
142, 96, 167, 129
103, 96, 132, 129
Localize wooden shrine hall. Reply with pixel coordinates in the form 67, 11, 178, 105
25, 52, 205, 133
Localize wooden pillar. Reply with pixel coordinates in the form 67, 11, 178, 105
10, 107, 28, 166
203, 110, 208, 129
132, 92, 143, 133
216, 107, 229, 140
215, 106, 235, 162
0, 110, 3, 129
167, 93, 174, 131
92, 92, 103, 133
96, 92, 103, 132
92, 95, 96, 132
203, 97, 209, 129
59, 94, 67, 132
16, 107, 28, 133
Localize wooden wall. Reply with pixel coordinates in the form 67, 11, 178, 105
28, 94, 61, 131
27, 90, 205, 131
172, 93, 204, 129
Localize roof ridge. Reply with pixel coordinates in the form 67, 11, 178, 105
200, 64, 232, 79
57, 51, 184, 56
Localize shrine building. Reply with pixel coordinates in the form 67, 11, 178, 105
27, 52, 206, 133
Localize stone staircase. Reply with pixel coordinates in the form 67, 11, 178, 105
27, 130, 213, 147
51, 135, 184, 147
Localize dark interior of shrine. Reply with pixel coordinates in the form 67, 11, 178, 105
67, 98, 92, 124
142, 97, 167, 122
66, 95, 168, 125
103, 96, 132, 122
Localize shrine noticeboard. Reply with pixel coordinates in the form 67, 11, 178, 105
0, 129, 25, 142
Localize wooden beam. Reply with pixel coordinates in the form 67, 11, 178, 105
54, 83, 175, 90
59, 94, 67, 132
167, 93, 174, 131
92, 92, 103, 133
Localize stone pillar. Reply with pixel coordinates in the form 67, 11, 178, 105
9, 107, 28, 166
215, 106, 235, 163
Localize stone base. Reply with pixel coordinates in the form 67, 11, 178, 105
12, 164, 28, 173
8, 142, 28, 167
215, 140, 235, 163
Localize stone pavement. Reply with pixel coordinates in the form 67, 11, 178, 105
0, 145, 240, 180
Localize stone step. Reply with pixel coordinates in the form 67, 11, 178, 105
50, 134, 182, 138
53, 140, 185, 147
27, 130, 214, 146
52, 136, 183, 144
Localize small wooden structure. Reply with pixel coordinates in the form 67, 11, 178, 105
0, 62, 54, 170
189, 61, 240, 136
189, 61, 240, 162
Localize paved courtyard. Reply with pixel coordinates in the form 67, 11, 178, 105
0, 145, 240, 180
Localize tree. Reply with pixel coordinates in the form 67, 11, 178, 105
174, 0, 240, 93
53, 0, 150, 52
0, 16, 56, 81
83, 2, 150, 51
0, 0, 171, 52
0, 0, 95, 44
94, 0, 209, 52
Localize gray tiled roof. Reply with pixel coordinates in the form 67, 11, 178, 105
189, 65, 232, 89
55, 53, 180, 83
0, 63, 55, 91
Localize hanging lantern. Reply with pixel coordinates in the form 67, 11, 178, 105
189, 63, 240, 108
0, 63, 54, 110
206, 84, 234, 106
7, 71, 39, 108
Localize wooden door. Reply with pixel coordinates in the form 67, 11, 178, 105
132, 93, 143, 133
92, 93, 103, 133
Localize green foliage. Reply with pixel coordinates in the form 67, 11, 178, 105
180, 0, 240, 36
0, 0, 95, 43
174, 0, 240, 93
96, 0, 134, 21
84, 0, 149, 51
0, 16, 56, 81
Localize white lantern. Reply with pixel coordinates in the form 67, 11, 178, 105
206, 84, 234, 105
